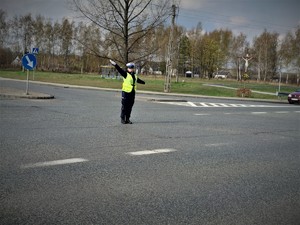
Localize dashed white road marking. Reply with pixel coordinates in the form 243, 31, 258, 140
251, 112, 267, 114
21, 158, 88, 169
127, 148, 177, 156
275, 111, 289, 114
224, 112, 241, 115
205, 143, 233, 147
197, 111, 299, 116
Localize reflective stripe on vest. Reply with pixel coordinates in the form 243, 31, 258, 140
122, 73, 137, 93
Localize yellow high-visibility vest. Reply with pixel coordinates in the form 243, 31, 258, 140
122, 73, 137, 93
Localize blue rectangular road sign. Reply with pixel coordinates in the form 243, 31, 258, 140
32, 48, 39, 54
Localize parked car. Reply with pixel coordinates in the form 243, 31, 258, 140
214, 71, 230, 79
288, 89, 300, 104
214, 74, 227, 79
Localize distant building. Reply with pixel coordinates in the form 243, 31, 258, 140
99, 65, 118, 78
185, 71, 193, 77
11, 56, 21, 66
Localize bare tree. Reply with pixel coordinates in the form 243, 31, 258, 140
230, 33, 247, 80
33, 15, 45, 49
60, 18, 74, 70
71, 0, 171, 66
294, 26, 300, 86
210, 29, 233, 68
20, 14, 34, 54
75, 22, 103, 73
0, 9, 8, 47
253, 30, 279, 81
44, 20, 61, 70
178, 34, 191, 76
279, 26, 300, 85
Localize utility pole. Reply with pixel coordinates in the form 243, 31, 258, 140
164, 4, 176, 93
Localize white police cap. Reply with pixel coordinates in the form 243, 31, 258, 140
126, 62, 135, 68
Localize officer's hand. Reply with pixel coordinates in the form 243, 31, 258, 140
109, 59, 116, 66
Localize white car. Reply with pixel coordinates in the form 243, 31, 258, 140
214, 74, 227, 79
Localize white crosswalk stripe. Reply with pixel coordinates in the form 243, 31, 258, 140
187, 102, 197, 107
200, 102, 210, 107
218, 103, 230, 107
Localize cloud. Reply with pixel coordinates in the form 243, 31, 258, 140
229, 16, 248, 26
1, 0, 74, 21
180, 0, 207, 10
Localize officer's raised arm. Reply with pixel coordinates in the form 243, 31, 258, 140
109, 59, 127, 78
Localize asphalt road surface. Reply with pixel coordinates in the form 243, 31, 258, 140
1, 80, 299, 225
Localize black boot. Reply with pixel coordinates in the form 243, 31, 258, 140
125, 116, 133, 124
126, 119, 133, 124
121, 117, 126, 124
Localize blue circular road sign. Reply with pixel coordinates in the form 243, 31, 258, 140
22, 53, 37, 70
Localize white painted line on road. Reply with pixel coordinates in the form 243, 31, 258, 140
21, 158, 88, 169
275, 111, 289, 114
251, 112, 267, 115
295, 111, 300, 113
205, 143, 232, 147
127, 148, 177, 156
164, 102, 190, 107
224, 112, 241, 115
194, 113, 210, 116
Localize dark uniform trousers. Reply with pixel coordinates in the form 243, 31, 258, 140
121, 90, 135, 121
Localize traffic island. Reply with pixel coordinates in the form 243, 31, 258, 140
0, 87, 54, 99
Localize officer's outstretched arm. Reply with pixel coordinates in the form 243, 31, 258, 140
109, 59, 127, 78
137, 78, 145, 84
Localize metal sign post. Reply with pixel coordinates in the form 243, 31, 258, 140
22, 53, 37, 95
32, 48, 39, 80
26, 70, 29, 95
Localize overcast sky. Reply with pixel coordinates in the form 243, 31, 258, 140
1, 0, 299, 43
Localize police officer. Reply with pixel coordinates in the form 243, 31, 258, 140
110, 60, 145, 124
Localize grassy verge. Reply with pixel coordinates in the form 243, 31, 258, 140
0, 70, 297, 100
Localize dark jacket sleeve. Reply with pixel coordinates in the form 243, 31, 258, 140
114, 64, 127, 78
137, 78, 145, 84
